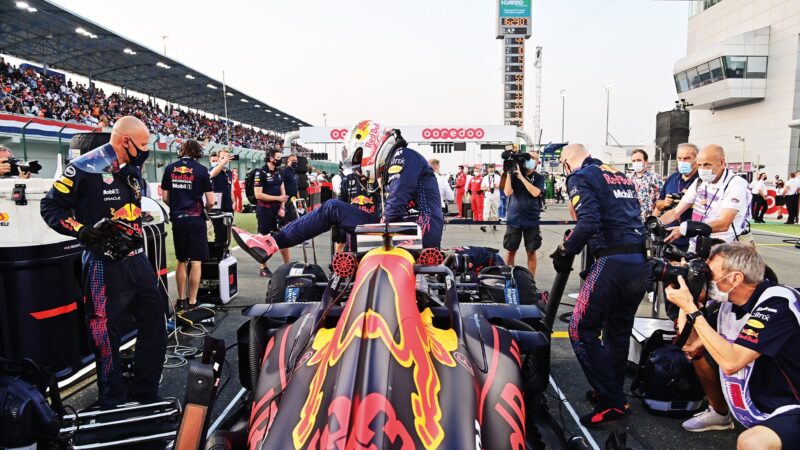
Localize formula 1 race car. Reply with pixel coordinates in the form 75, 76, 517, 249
213, 223, 583, 449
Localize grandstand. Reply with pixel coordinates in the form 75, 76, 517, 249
0, 0, 338, 181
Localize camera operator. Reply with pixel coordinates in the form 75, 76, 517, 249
655, 143, 699, 252
660, 145, 752, 248
550, 144, 650, 426
666, 243, 799, 448
40, 116, 166, 407
160, 140, 214, 311
209, 148, 235, 245
0, 145, 32, 179
503, 150, 543, 276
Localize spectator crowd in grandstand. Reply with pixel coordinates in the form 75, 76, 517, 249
0, 57, 308, 153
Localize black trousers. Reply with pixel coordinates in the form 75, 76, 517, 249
752, 195, 768, 222
787, 194, 799, 224
83, 252, 167, 407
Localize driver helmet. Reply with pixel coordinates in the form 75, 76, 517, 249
343, 120, 403, 181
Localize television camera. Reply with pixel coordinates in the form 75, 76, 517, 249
501, 148, 531, 173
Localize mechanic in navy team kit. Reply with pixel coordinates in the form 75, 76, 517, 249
233, 120, 443, 261
254, 148, 289, 276
550, 143, 649, 426
279, 152, 301, 226
209, 148, 235, 244
40, 116, 166, 407
160, 140, 214, 311
334, 147, 381, 252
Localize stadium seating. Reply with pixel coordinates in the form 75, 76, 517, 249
0, 57, 309, 153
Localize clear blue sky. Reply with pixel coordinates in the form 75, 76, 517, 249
52, 0, 689, 152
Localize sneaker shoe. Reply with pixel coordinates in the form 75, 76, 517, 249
682, 407, 734, 432
174, 298, 187, 312
480, 226, 487, 232
580, 404, 632, 427
232, 227, 278, 264
259, 267, 273, 278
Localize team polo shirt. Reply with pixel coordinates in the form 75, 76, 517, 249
255, 165, 283, 208
161, 157, 212, 220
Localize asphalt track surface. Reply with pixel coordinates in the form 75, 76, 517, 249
65, 203, 800, 449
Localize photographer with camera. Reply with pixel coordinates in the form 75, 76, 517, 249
660, 145, 752, 248
209, 148, 236, 245
40, 116, 166, 408
550, 144, 650, 426
502, 149, 544, 276
481, 164, 501, 226
0, 145, 34, 179
666, 243, 800, 448
656, 143, 699, 252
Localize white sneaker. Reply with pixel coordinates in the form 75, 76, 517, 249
682, 407, 734, 432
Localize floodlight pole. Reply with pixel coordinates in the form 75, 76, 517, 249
223, 70, 230, 145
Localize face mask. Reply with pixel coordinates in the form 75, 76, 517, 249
290, 161, 298, 168
698, 168, 716, 183
124, 139, 149, 166
632, 161, 644, 173
707, 273, 736, 303
525, 159, 536, 171
678, 161, 693, 175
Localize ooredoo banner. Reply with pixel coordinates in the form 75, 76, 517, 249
299, 126, 517, 144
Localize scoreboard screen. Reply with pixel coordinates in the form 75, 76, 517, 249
498, 0, 532, 127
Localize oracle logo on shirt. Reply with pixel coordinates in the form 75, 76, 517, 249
421, 127, 485, 140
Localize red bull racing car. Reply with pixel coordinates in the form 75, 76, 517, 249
211, 224, 581, 449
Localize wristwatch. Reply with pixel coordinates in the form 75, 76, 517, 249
685, 309, 703, 325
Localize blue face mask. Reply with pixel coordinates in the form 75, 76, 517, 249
678, 161, 693, 175
525, 159, 536, 171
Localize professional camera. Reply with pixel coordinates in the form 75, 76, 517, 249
501, 149, 531, 173
229, 154, 240, 160
646, 217, 714, 301
660, 192, 684, 212
2, 157, 42, 177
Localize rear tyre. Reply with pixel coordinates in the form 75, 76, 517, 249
264, 262, 328, 304
479, 265, 538, 305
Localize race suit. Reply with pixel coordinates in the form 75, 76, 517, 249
271, 146, 443, 248
455, 172, 467, 217
563, 157, 649, 409
335, 173, 381, 250
469, 174, 484, 221
40, 144, 166, 407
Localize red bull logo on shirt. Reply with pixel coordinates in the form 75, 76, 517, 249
173, 166, 193, 174
109, 203, 141, 222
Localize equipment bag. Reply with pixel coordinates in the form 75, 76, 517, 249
630, 329, 705, 417
0, 358, 64, 448
244, 168, 260, 205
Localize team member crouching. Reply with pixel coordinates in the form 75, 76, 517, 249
160, 140, 214, 310
233, 120, 443, 261
254, 149, 289, 277
666, 243, 800, 450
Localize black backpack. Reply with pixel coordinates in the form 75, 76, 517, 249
245, 168, 260, 205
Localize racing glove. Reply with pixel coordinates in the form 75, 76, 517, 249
550, 246, 574, 274
78, 225, 108, 251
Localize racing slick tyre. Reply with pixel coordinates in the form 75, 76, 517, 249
496, 318, 549, 395
479, 265, 538, 305
237, 317, 281, 392
264, 262, 328, 304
